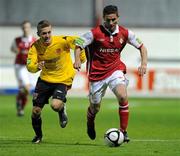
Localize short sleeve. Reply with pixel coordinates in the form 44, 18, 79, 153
75, 31, 93, 48
128, 30, 143, 49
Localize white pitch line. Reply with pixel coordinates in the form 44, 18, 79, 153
0, 137, 180, 142
0, 136, 29, 140
132, 139, 180, 142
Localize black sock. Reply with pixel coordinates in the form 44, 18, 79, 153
32, 116, 42, 137
58, 107, 64, 116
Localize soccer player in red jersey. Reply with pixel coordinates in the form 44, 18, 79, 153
74, 5, 148, 142
11, 21, 36, 116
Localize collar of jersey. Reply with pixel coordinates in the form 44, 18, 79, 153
102, 24, 119, 35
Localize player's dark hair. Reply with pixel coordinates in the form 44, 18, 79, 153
103, 5, 119, 17
37, 20, 51, 35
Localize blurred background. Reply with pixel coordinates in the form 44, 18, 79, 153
0, 0, 180, 98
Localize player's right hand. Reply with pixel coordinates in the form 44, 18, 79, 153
138, 64, 147, 76
38, 61, 44, 70
73, 60, 81, 71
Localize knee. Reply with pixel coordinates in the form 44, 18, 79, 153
51, 99, 64, 112
118, 93, 128, 104
32, 106, 42, 118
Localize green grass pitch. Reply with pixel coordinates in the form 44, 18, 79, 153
0, 95, 180, 156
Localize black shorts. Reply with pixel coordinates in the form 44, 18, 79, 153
32, 77, 69, 108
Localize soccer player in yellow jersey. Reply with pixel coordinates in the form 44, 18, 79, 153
26, 20, 86, 143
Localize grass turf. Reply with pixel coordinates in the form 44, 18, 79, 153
0, 95, 180, 156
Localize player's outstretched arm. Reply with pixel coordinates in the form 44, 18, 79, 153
138, 45, 147, 76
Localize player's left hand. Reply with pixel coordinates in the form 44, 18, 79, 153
138, 64, 147, 76
73, 60, 81, 71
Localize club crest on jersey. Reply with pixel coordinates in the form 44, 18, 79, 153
56, 49, 61, 54
119, 38, 124, 44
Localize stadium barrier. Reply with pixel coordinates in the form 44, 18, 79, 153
1, 66, 179, 98
69, 68, 180, 98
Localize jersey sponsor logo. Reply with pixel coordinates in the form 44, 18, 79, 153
99, 48, 120, 53
44, 56, 60, 70
45, 57, 59, 63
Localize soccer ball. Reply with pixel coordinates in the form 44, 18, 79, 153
104, 128, 124, 147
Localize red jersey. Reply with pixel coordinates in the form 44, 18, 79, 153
85, 25, 129, 81
13, 36, 36, 65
